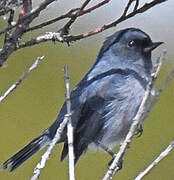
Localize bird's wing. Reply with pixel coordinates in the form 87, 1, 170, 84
60, 95, 105, 163
59, 70, 144, 163
60, 71, 130, 163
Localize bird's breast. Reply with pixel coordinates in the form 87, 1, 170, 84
92, 74, 146, 149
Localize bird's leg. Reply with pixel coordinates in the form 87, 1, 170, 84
97, 141, 115, 157
97, 141, 123, 169
134, 124, 143, 137
107, 143, 124, 170
108, 157, 123, 170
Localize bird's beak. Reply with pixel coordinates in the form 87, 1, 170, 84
143, 42, 164, 53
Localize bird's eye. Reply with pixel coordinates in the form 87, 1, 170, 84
128, 40, 135, 47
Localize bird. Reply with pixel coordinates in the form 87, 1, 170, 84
2, 28, 163, 172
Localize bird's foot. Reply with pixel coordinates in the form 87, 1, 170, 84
108, 157, 123, 170
97, 141, 115, 157
135, 124, 143, 138
97, 141, 123, 169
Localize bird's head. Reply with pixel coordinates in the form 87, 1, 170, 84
98, 28, 163, 78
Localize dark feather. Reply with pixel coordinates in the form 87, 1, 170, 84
2, 135, 48, 172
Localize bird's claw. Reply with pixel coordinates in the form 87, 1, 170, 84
108, 156, 123, 170
135, 124, 143, 138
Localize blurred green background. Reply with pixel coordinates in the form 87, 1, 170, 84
0, 1, 174, 180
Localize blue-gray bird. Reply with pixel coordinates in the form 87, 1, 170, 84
2, 28, 162, 172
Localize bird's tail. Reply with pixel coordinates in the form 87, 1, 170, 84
2, 133, 50, 172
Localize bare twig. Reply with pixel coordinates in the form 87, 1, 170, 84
17, 32, 63, 49
141, 50, 167, 122
64, 0, 166, 42
30, 115, 69, 180
102, 84, 153, 180
4, 9, 15, 44
134, 0, 140, 11
0, 0, 166, 66
64, 65, 75, 180
102, 52, 163, 180
7, 9, 15, 26
77, 0, 111, 16
0, 0, 22, 16
151, 62, 174, 109
59, 0, 92, 36
26, 8, 79, 32
15, 0, 166, 50
134, 141, 174, 180
133, 53, 174, 180
0, 56, 44, 103
26, 0, 111, 33
30, 65, 73, 180
122, 0, 134, 17
24, 0, 32, 13
0, 0, 109, 36
0, 0, 57, 66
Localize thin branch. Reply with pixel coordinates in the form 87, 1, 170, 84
24, 0, 32, 13
64, 0, 166, 42
17, 32, 63, 49
78, 0, 111, 16
122, 0, 134, 17
0, 0, 22, 17
0, 8, 11, 17
0, 0, 166, 66
65, 0, 165, 42
15, 0, 166, 50
4, 9, 15, 44
134, 141, 174, 180
141, 50, 167, 122
0, 0, 109, 36
18, 0, 32, 19
30, 115, 69, 180
102, 52, 163, 180
30, 65, 73, 180
134, 0, 140, 11
0, 0, 55, 36
105, 0, 166, 29
26, 8, 79, 32
0, 56, 44, 104
7, 9, 15, 26
60, 0, 92, 35
151, 68, 174, 108
0, 0, 57, 66
18, 0, 55, 22
64, 65, 75, 180
26, 0, 111, 33
102, 83, 153, 180
80, 0, 91, 10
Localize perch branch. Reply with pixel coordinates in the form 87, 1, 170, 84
102, 51, 163, 180
30, 65, 73, 180
64, 65, 75, 180
134, 53, 174, 180
30, 115, 69, 180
